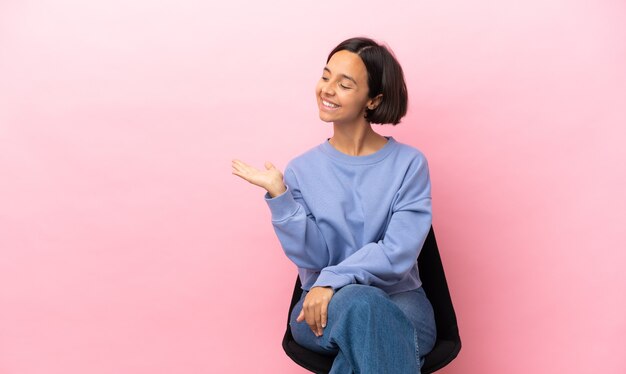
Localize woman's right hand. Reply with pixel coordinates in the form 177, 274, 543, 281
231, 159, 287, 197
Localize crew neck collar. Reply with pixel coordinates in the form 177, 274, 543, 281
319, 136, 397, 165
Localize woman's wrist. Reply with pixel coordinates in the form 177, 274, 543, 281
266, 183, 287, 198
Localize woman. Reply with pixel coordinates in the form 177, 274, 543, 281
232, 37, 436, 373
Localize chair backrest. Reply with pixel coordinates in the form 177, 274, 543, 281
417, 226, 461, 373
418, 226, 460, 343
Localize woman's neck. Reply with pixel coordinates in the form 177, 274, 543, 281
330, 119, 388, 156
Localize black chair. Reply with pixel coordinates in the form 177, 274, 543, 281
282, 225, 461, 373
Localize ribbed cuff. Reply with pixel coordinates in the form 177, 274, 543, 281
264, 185, 300, 222
311, 269, 353, 292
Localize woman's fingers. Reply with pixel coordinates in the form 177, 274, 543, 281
314, 302, 323, 336
231, 159, 245, 170
300, 300, 329, 336
231, 160, 244, 175
232, 159, 248, 166
301, 294, 321, 337
304, 304, 318, 336
231, 163, 250, 180
320, 299, 328, 329
231, 159, 263, 185
314, 298, 330, 335
232, 159, 255, 174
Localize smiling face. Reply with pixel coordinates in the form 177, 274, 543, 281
315, 50, 381, 125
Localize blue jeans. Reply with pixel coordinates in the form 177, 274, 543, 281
289, 284, 437, 373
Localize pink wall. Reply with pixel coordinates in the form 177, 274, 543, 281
1, 1, 625, 373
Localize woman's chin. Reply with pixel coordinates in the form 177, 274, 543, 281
318, 112, 334, 123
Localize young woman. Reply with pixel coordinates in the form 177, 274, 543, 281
232, 37, 437, 373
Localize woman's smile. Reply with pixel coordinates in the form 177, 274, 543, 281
320, 98, 341, 111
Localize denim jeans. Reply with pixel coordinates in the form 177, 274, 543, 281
289, 284, 437, 373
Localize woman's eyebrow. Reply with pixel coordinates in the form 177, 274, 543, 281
323, 67, 357, 85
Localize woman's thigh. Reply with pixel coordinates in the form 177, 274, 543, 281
289, 285, 436, 357
388, 287, 437, 356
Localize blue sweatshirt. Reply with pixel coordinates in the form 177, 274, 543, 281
264, 136, 432, 295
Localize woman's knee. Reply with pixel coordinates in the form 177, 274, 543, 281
330, 284, 389, 310
337, 284, 388, 297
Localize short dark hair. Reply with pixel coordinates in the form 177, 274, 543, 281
327, 37, 408, 125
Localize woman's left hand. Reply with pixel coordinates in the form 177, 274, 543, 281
296, 286, 334, 337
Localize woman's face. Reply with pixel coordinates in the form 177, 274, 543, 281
315, 50, 379, 125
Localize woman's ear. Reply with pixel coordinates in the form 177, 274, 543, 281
367, 94, 383, 110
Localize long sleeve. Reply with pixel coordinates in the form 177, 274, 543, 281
311, 155, 432, 291
264, 166, 330, 269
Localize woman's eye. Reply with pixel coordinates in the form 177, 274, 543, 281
321, 76, 329, 81
340, 84, 351, 89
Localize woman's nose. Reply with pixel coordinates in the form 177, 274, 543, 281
321, 83, 335, 95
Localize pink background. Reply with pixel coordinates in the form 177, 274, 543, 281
1, 1, 625, 373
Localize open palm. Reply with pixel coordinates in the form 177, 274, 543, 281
231, 159, 284, 192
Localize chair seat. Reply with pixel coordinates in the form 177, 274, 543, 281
421, 339, 462, 373
283, 335, 461, 374
282, 225, 461, 373
283, 340, 334, 374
